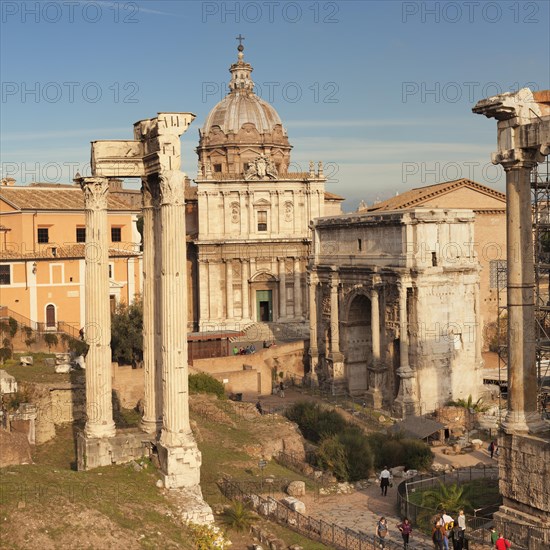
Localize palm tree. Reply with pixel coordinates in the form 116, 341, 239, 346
421, 482, 472, 513
222, 500, 257, 532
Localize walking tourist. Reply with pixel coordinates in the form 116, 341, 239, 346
432, 521, 446, 550
376, 516, 388, 549
453, 509, 466, 550
279, 381, 285, 397
489, 527, 498, 545
397, 517, 412, 549
495, 533, 511, 550
379, 466, 391, 496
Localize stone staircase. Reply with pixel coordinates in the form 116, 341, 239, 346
230, 322, 309, 345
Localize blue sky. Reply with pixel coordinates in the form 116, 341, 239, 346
1, 0, 549, 210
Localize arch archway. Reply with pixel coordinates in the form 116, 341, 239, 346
343, 293, 371, 394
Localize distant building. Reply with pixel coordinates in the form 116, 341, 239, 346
309, 208, 484, 417
365, 179, 507, 350
0, 184, 141, 333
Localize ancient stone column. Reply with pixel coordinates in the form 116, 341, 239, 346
308, 272, 319, 385
501, 156, 546, 433
365, 284, 383, 409
225, 260, 234, 320
371, 286, 380, 363
140, 179, 162, 434
279, 258, 287, 319
157, 171, 200, 488
394, 281, 418, 417
79, 177, 116, 439
294, 258, 302, 319
241, 260, 249, 321
329, 273, 345, 394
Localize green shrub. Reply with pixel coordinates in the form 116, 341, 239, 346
338, 426, 374, 481
285, 401, 347, 443
221, 500, 256, 532
43, 333, 59, 350
67, 337, 89, 357
0, 347, 12, 363
189, 372, 225, 398
316, 434, 349, 481
8, 317, 18, 338
402, 438, 434, 470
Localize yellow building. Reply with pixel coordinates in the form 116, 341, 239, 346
0, 183, 142, 335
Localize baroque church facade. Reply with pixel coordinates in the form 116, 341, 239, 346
192, 44, 342, 333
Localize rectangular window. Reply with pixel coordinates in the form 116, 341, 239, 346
214, 164, 222, 173
0, 264, 10, 285
76, 227, 86, 243
357, 239, 362, 252
257, 210, 267, 232
108, 264, 113, 279
37, 227, 49, 243
490, 260, 507, 289
111, 227, 122, 242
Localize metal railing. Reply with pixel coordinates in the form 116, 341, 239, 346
219, 478, 434, 550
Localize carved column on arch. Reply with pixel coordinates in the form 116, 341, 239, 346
241, 259, 250, 322
225, 259, 234, 320
78, 176, 116, 439
365, 278, 383, 409
393, 281, 419, 418
140, 178, 162, 434
308, 271, 319, 386
328, 271, 345, 395
293, 257, 302, 319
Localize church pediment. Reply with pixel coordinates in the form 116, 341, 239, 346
250, 270, 277, 283
253, 198, 271, 207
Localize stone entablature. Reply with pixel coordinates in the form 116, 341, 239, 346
309, 208, 483, 418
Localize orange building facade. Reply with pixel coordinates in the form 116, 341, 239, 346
0, 184, 141, 334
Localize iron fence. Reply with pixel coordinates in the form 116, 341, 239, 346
219, 478, 434, 550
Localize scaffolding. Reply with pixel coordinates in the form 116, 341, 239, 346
532, 160, 550, 418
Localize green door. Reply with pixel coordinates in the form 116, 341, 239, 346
256, 290, 273, 322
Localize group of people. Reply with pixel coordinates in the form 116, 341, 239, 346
490, 528, 512, 549
375, 516, 412, 549
232, 344, 256, 355
431, 510, 466, 550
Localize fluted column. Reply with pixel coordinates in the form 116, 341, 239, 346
226, 260, 234, 319
141, 179, 162, 434
241, 260, 250, 321
279, 258, 287, 319
394, 281, 418, 418
158, 171, 192, 448
371, 286, 380, 364
501, 157, 546, 433
308, 272, 319, 385
294, 257, 302, 319
330, 277, 340, 355
79, 177, 115, 438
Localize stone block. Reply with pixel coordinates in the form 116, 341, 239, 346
0, 370, 17, 394
286, 480, 306, 497
281, 496, 305, 514
19, 356, 33, 366
158, 439, 202, 489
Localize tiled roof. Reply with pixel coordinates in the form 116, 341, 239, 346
366, 179, 506, 212
325, 191, 345, 201
0, 244, 140, 261
0, 186, 134, 211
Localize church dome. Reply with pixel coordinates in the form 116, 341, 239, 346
197, 41, 292, 177
202, 92, 284, 136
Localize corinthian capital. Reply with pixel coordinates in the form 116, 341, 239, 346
159, 171, 186, 206
493, 148, 543, 171
141, 178, 160, 209
78, 177, 110, 210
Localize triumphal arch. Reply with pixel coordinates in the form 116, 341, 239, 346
76, 113, 209, 503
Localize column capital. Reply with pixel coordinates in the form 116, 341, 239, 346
141, 178, 159, 209
78, 176, 110, 210
159, 171, 186, 206
493, 148, 542, 171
